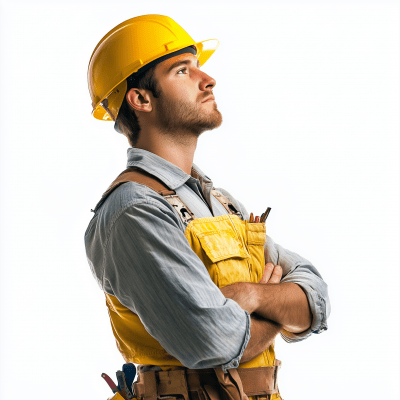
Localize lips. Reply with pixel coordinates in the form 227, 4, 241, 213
202, 95, 215, 103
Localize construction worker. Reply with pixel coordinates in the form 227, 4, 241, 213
85, 15, 330, 400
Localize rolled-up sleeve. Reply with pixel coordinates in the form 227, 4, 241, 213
264, 235, 331, 342
103, 197, 250, 371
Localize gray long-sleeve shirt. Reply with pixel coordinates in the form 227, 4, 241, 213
84, 148, 330, 372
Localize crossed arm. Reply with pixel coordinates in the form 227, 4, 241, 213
220, 263, 313, 363
96, 197, 329, 369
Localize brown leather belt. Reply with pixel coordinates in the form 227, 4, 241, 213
133, 361, 281, 400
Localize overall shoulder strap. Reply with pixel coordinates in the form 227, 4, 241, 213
105, 167, 175, 198
92, 167, 195, 224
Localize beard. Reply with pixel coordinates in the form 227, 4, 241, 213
155, 92, 223, 138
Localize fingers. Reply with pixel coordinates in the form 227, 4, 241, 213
259, 263, 282, 284
268, 265, 282, 284
259, 263, 274, 284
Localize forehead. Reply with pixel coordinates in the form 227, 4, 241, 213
156, 53, 200, 73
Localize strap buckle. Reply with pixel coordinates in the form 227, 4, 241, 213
164, 194, 195, 224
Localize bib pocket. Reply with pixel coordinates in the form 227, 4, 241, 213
197, 230, 249, 262
246, 222, 266, 282
196, 230, 251, 287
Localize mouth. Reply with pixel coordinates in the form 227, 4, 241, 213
201, 95, 215, 103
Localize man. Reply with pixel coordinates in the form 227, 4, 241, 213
85, 15, 330, 400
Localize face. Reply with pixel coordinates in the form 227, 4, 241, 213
152, 53, 222, 136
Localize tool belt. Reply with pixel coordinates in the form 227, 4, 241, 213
133, 361, 281, 400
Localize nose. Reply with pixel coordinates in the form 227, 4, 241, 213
198, 70, 216, 92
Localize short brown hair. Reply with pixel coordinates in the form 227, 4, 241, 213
114, 66, 161, 147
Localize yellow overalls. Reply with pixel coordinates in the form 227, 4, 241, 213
100, 168, 281, 400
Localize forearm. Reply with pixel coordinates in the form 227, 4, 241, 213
241, 314, 282, 363
252, 282, 312, 333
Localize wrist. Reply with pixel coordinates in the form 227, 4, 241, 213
244, 282, 262, 314
251, 282, 271, 314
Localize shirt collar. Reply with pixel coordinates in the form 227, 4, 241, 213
126, 148, 212, 190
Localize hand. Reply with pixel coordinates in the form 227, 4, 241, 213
219, 263, 283, 314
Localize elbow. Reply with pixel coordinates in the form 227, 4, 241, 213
160, 332, 243, 370
179, 352, 233, 370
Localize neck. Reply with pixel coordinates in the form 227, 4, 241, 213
134, 126, 198, 175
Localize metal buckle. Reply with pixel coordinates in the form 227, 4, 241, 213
164, 194, 195, 224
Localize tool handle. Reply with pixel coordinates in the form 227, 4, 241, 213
260, 207, 271, 223
117, 370, 134, 399
101, 373, 119, 393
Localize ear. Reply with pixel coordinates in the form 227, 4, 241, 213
126, 88, 153, 113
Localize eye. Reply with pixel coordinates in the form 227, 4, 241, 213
177, 67, 187, 74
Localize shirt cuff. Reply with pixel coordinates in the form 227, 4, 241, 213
280, 283, 328, 343
220, 310, 251, 372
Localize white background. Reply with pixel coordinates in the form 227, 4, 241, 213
0, 0, 399, 399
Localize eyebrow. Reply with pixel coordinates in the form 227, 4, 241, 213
166, 58, 201, 74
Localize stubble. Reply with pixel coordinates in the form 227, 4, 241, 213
156, 93, 223, 138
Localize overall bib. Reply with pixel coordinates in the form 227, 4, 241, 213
96, 168, 282, 400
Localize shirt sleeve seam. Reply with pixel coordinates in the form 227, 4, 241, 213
100, 193, 183, 288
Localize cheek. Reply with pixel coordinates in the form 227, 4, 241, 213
162, 79, 198, 102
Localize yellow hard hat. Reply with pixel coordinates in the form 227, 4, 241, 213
88, 15, 219, 121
